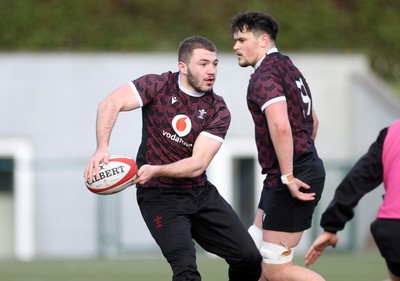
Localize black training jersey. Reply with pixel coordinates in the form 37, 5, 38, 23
131, 71, 231, 187
247, 52, 315, 176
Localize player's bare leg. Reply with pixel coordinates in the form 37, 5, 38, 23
260, 230, 325, 281
248, 209, 264, 249
388, 271, 400, 281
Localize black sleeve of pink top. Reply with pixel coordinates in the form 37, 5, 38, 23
320, 127, 388, 233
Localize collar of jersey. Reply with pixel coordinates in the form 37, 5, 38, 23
255, 47, 279, 70
178, 74, 205, 97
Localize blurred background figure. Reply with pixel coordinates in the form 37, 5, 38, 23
306, 119, 400, 281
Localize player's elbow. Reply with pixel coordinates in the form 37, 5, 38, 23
98, 94, 126, 113
191, 161, 209, 177
313, 115, 319, 132
312, 118, 319, 140
274, 123, 291, 137
192, 166, 207, 177
98, 99, 117, 114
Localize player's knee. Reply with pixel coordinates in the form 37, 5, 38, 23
228, 243, 262, 279
260, 241, 295, 265
239, 243, 263, 267
238, 227, 263, 265
248, 224, 263, 249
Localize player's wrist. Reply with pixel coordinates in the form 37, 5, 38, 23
281, 172, 294, 185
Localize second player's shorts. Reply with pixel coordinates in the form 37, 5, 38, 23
258, 146, 325, 232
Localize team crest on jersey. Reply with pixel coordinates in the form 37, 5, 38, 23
198, 109, 207, 119
171, 114, 192, 137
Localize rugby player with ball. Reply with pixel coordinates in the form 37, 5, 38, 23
84, 36, 262, 281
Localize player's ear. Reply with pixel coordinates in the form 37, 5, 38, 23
178, 61, 188, 75
259, 33, 269, 48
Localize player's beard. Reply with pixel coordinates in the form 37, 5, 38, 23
238, 59, 251, 67
187, 68, 213, 93
237, 55, 251, 67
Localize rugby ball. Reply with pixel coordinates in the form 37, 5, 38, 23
86, 156, 138, 195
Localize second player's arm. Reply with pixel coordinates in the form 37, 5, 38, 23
311, 108, 319, 141
265, 101, 315, 200
265, 101, 293, 176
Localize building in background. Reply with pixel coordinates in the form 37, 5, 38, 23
0, 53, 399, 260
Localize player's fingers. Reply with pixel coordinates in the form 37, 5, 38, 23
84, 163, 90, 180
305, 247, 314, 260
300, 197, 315, 202
305, 245, 323, 266
94, 161, 102, 181
103, 154, 110, 164
305, 192, 316, 199
299, 180, 310, 189
132, 167, 145, 185
90, 164, 97, 183
305, 257, 315, 267
85, 160, 95, 183
87, 158, 100, 183
132, 174, 141, 185
305, 251, 317, 266
297, 191, 315, 201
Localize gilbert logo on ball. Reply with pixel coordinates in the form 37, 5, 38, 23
86, 156, 138, 195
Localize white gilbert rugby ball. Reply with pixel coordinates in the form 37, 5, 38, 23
86, 156, 138, 195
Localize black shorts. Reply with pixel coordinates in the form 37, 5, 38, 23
258, 148, 325, 232
370, 218, 400, 276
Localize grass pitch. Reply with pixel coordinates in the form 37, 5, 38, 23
0, 251, 388, 281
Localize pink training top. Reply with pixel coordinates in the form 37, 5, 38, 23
378, 119, 400, 219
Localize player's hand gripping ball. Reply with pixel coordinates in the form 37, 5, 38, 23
86, 156, 138, 195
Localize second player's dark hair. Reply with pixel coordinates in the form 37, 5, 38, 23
231, 12, 279, 41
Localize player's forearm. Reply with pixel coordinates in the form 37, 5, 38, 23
270, 125, 294, 175
150, 134, 220, 179
95, 100, 120, 149
153, 157, 207, 178
311, 108, 319, 141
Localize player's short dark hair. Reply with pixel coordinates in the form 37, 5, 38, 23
178, 36, 217, 64
231, 12, 279, 41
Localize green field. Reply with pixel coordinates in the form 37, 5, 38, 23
0, 251, 388, 281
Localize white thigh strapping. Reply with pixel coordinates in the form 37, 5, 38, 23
248, 224, 263, 249
260, 241, 295, 264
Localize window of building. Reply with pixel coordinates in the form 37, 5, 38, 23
232, 157, 255, 228
0, 158, 14, 193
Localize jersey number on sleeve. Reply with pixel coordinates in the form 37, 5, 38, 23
295, 78, 311, 118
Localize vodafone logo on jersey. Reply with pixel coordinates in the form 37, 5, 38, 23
171, 114, 192, 137
162, 114, 193, 148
